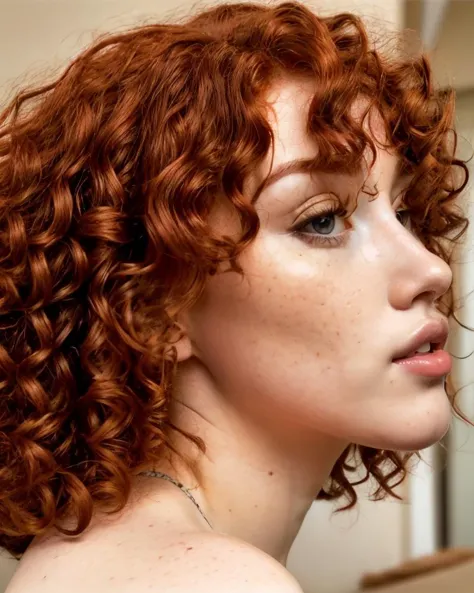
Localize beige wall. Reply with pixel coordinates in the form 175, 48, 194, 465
405, 0, 474, 93
289, 487, 406, 593
446, 90, 474, 549
431, 1, 474, 92
0, 2, 407, 593
0, 0, 403, 104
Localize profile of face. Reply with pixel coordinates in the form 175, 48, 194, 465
183, 77, 453, 453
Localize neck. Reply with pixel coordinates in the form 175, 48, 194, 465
148, 361, 347, 563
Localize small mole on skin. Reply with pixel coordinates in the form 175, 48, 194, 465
228, 508, 232, 513
268, 471, 274, 476
158, 556, 163, 560
187, 547, 193, 551
148, 524, 154, 528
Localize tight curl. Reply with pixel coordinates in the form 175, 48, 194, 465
0, 1, 468, 557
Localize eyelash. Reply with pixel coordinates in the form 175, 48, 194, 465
292, 203, 350, 248
292, 203, 413, 248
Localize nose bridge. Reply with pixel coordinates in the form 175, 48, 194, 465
383, 221, 452, 309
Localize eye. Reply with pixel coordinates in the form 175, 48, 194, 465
292, 202, 350, 247
395, 209, 412, 228
300, 212, 346, 236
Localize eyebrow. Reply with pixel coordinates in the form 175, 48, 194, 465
252, 158, 316, 202
252, 155, 408, 203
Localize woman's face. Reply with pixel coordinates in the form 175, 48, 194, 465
185, 77, 453, 452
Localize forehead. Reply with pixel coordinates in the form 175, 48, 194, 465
249, 76, 398, 196
263, 77, 318, 172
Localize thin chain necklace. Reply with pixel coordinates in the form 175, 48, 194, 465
139, 470, 213, 529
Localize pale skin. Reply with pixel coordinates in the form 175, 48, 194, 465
7, 77, 453, 593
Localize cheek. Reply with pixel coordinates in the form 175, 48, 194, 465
186, 235, 400, 439
189, 235, 359, 386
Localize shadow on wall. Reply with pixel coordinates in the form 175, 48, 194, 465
0, 556, 16, 593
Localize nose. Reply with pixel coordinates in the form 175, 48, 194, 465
387, 235, 453, 311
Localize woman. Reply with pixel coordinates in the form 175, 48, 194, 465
0, 2, 468, 592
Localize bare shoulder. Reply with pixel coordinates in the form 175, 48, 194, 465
6, 530, 303, 593
152, 531, 304, 593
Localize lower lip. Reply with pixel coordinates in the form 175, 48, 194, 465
393, 350, 452, 378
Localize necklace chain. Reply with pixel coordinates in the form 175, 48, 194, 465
139, 470, 213, 529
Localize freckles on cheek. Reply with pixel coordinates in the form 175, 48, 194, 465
237, 237, 354, 332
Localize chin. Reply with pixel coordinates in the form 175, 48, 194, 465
358, 383, 452, 452
389, 384, 452, 452
401, 423, 450, 452
369, 422, 449, 453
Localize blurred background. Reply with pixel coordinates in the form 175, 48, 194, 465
0, 1, 473, 592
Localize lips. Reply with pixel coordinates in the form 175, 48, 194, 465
392, 319, 449, 362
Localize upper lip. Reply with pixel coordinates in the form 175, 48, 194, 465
392, 318, 449, 361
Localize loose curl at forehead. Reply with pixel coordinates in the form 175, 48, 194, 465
0, 1, 468, 557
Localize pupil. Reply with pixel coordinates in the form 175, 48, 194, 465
312, 215, 335, 235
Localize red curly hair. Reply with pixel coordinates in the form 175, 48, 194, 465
0, 1, 468, 558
